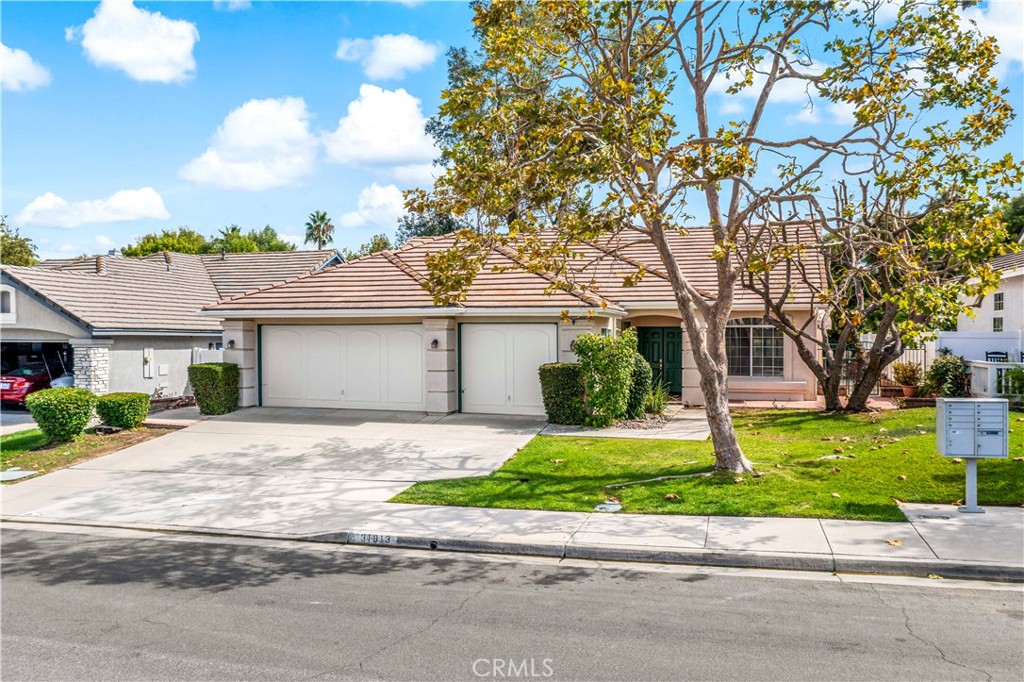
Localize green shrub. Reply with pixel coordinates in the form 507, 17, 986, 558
24, 387, 96, 442
625, 353, 653, 419
571, 328, 638, 427
96, 392, 150, 428
187, 362, 239, 415
538, 363, 587, 425
923, 353, 970, 397
645, 380, 670, 415
1003, 365, 1024, 404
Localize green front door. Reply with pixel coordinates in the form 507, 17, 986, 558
637, 326, 683, 393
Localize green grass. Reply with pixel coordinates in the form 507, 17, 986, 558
392, 408, 1024, 521
1, 427, 170, 482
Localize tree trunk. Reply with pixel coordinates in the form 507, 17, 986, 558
688, 319, 755, 473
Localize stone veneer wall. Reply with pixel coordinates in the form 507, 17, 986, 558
70, 339, 112, 395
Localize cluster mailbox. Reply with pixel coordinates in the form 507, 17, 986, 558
936, 398, 1009, 513
936, 398, 1009, 458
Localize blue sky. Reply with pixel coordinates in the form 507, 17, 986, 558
2, 1, 1022, 259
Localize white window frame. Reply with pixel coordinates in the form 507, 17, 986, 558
0, 285, 16, 324
993, 316, 1004, 333
993, 292, 1004, 312
726, 317, 785, 378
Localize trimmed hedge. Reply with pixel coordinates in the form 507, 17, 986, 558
96, 392, 151, 429
25, 387, 97, 442
571, 328, 638, 427
188, 362, 239, 415
539, 363, 587, 425
626, 353, 653, 419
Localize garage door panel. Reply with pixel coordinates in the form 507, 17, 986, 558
261, 325, 424, 410
264, 328, 304, 403
511, 329, 554, 410
346, 330, 382, 403
306, 329, 344, 402
387, 329, 424, 404
462, 327, 508, 410
461, 324, 555, 416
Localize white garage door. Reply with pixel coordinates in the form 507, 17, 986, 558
461, 323, 556, 416
261, 325, 425, 410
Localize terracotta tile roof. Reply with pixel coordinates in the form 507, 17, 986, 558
4, 250, 340, 333
206, 228, 822, 314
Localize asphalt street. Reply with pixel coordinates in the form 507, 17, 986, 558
1, 525, 1022, 681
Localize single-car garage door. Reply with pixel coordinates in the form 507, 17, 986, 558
261, 325, 425, 410
461, 323, 556, 416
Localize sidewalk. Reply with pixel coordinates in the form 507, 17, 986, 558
6, 499, 1021, 581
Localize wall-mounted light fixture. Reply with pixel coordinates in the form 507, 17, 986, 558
430, 338, 440, 349
227, 339, 236, 349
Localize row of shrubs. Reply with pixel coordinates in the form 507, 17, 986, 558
539, 328, 668, 427
25, 388, 151, 442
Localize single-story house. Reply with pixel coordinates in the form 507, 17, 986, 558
0, 250, 341, 398
201, 231, 823, 416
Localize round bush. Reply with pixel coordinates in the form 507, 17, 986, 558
25, 387, 97, 442
96, 392, 151, 429
539, 363, 587, 425
626, 353, 653, 419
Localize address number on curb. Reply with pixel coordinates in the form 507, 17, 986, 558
352, 533, 397, 546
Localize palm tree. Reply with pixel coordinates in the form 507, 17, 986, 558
304, 211, 335, 250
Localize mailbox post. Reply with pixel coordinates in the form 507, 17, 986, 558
936, 398, 1009, 513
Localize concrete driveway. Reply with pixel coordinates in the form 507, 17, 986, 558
1, 407, 544, 535
1, 408, 37, 436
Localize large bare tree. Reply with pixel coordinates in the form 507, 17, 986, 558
410, 0, 1019, 472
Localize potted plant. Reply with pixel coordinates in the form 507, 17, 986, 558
892, 360, 923, 397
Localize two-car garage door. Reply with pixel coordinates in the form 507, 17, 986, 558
260, 322, 557, 416
262, 325, 425, 410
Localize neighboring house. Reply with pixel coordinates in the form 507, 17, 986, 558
202, 231, 823, 415
942, 251, 1024, 362
0, 250, 341, 398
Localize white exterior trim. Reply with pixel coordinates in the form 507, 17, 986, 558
201, 306, 626, 319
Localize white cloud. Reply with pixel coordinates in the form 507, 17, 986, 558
180, 97, 318, 191
67, 0, 199, 83
213, 1, 251, 10
335, 34, 441, 80
95, 234, 115, 248
1, 42, 52, 92
324, 84, 437, 172
390, 163, 438, 187
961, 0, 1024, 80
339, 183, 407, 228
15, 187, 171, 229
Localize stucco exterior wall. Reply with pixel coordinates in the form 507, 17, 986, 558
0, 284, 87, 341
109, 335, 219, 397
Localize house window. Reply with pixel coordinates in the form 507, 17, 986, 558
994, 292, 1004, 311
0, 286, 15, 323
993, 317, 1004, 333
726, 317, 784, 377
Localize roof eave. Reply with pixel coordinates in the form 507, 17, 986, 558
200, 306, 626, 319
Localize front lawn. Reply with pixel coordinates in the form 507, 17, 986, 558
1, 427, 171, 482
392, 408, 1024, 521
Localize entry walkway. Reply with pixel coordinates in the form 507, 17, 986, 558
542, 406, 711, 440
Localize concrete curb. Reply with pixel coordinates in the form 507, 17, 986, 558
7, 516, 1017, 582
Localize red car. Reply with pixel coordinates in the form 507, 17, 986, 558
0, 364, 53, 406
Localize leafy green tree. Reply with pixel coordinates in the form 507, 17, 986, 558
0, 216, 38, 266
410, 0, 1021, 471
249, 225, 296, 252
304, 211, 335, 249
996, 195, 1024, 243
121, 227, 209, 257
342, 234, 393, 261
204, 225, 295, 254
395, 209, 468, 246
